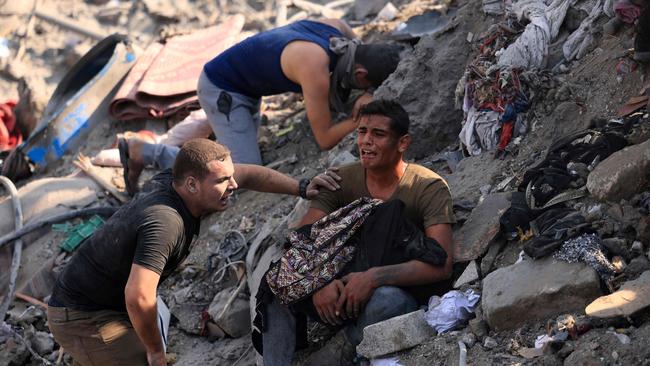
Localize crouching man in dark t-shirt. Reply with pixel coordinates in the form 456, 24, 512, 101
47, 138, 339, 366
261, 100, 456, 365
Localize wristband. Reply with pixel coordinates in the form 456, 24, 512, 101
299, 178, 310, 199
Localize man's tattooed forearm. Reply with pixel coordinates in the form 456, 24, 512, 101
373, 265, 407, 286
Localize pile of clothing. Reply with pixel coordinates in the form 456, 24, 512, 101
499, 120, 640, 280
462, 0, 634, 157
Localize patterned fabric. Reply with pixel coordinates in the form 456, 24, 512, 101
266, 197, 382, 305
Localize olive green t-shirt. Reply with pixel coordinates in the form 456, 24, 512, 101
311, 162, 455, 229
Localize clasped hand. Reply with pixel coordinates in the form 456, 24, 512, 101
312, 270, 377, 325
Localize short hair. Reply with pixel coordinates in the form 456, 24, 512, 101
358, 99, 410, 136
172, 138, 231, 183
355, 44, 401, 88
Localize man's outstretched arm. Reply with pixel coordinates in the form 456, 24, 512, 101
125, 264, 166, 366
233, 164, 340, 198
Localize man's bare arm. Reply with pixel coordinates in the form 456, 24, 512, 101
125, 264, 166, 366
370, 223, 454, 286
234, 165, 340, 198
318, 19, 357, 39
283, 42, 360, 150
298, 207, 328, 227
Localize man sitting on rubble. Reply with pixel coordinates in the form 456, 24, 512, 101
260, 100, 456, 365
47, 138, 339, 366
119, 18, 402, 195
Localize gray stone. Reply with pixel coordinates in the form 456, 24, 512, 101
454, 193, 511, 262
483, 336, 497, 349
601, 238, 630, 261
454, 260, 479, 288
469, 318, 489, 339
353, 0, 389, 20
356, 309, 436, 359
480, 240, 505, 276
586, 270, 650, 319
208, 288, 251, 338
462, 332, 477, 348
637, 216, 650, 244
626, 256, 650, 277
30, 331, 54, 355
587, 140, 650, 202
327, 149, 356, 168
169, 302, 207, 335
632, 241, 644, 257
482, 258, 601, 330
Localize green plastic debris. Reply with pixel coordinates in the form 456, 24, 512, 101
58, 215, 105, 252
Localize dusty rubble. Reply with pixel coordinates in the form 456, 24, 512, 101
1, 0, 650, 365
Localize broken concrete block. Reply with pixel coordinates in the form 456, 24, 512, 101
482, 258, 601, 330
208, 289, 251, 338
30, 331, 54, 355
354, 0, 389, 20
586, 270, 650, 319
376, 2, 397, 21
454, 260, 479, 288
356, 309, 436, 359
327, 149, 356, 167
587, 140, 650, 202
453, 192, 511, 262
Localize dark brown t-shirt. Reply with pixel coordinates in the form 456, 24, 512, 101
310, 162, 455, 229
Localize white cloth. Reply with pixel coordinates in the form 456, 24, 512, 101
459, 107, 501, 156
497, 0, 577, 69
563, 0, 603, 60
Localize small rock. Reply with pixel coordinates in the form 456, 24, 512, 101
601, 238, 630, 261
632, 241, 644, 257
30, 331, 54, 355
181, 267, 198, 281
609, 331, 631, 345
586, 140, 650, 202
454, 260, 479, 288
462, 332, 477, 348
469, 318, 489, 339
327, 150, 356, 167
586, 270, 650, 318
627, 256, 650, 276
207, 288, 251, 338
567, 162, 589, 179
356, 309, 436, 359
375, 2, 397, 21
483, 336, 497, 349
612, 350, 619, 360
354, 0, 389, 19
637, 216, 650, 244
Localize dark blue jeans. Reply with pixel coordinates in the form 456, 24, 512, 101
262, 286, 418, 365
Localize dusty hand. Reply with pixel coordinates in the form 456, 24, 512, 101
336, 271, 377, 319
146, 350, 167, 366
312, 279, 345, 325
352, 92, 373, 121
306, 167, 342, 198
